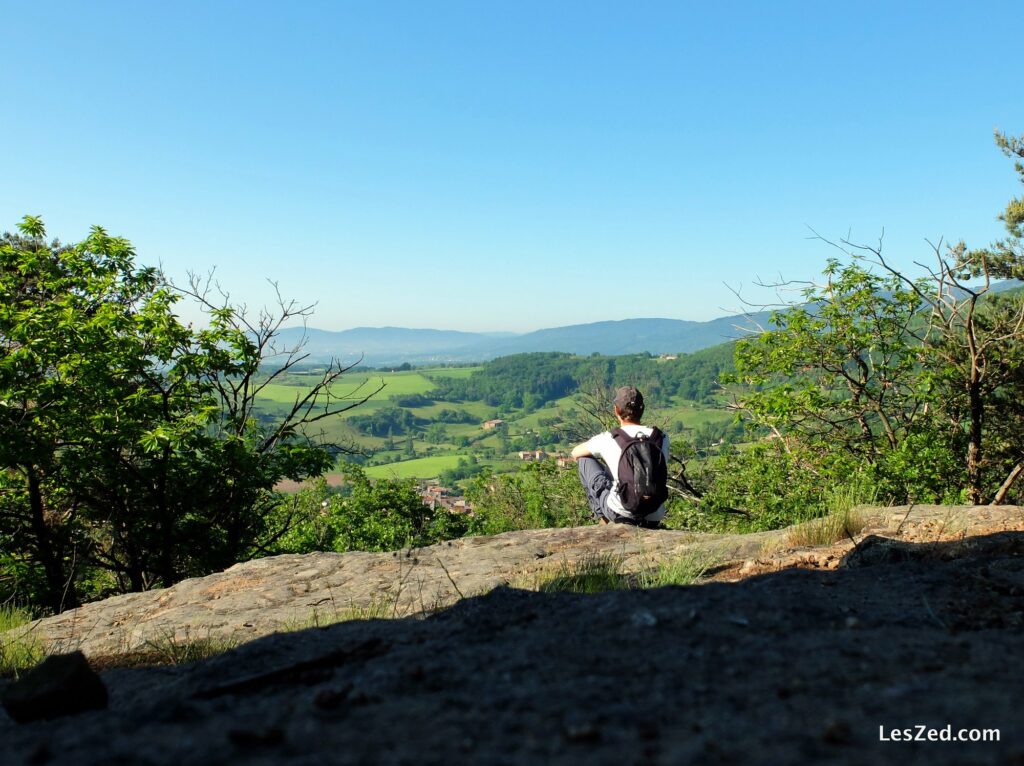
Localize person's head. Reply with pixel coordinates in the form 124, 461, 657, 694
613, 386, 644, 423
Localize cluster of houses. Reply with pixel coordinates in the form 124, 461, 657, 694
416, 449, 577, 513
418, 483, 472, 514
516, 450, 574, 468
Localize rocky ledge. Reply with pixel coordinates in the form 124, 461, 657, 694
2, 505, 1023, 765
6, 504, 1023, 660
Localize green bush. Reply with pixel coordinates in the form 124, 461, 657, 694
466, 461, 590, 535
270, 466, 471, 555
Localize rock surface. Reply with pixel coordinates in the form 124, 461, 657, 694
1, 651, 108, 723
6, 505, 1023, 661
1, 505, 1022, 764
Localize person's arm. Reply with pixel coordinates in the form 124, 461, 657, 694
571, 442, 592, 461
571, 434, 600, 461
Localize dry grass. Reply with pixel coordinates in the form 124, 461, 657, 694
534, 553, 626, 594
141, 628, 239, 665
787, 506, 869, 548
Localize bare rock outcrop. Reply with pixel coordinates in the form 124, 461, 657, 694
8, 504, 1022, 661
1, 504, 1023, 764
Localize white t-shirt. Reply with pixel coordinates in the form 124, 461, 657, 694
582, 425, 670, 521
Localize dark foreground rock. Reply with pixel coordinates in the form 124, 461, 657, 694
2, 530, 1024, 765
1, 651, 107, 723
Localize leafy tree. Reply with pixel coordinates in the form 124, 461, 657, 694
271, 465, 469, 553
716, 130, 1024, 518
424, 423, 448, 444
729, 260, 935, 481
466, 461, 589, 534
0, 217, 368, 611
832, 131, 1024, 503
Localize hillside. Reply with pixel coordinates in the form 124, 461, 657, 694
275, 314, 772, 366
275, 283, 1024, 367
3, 505, 1024, 764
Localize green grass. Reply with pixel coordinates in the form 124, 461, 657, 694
141, 629, 239, 665
535, 553, 626, 594
0, 606, 46, 678
524, 548, 719, 595
786, 482, 876, 547
422, 367, 483, 379
256, 370, 437, 405
363, 454, 466, 479
282, 597, 403, 633
654, 401, 735, 431
636, 550, 717, 588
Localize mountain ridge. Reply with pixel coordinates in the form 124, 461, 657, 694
274, 313, 772, 365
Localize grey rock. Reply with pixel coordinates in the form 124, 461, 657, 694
2, 650, 108, 723
0, 506, 1021, 764
4, 505, 1022, 662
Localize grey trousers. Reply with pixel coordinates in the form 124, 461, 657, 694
577, 457, 616, 522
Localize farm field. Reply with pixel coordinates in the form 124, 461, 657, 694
254, 359, 736, 489
363, 455, 466, 480
257, 370, 437, 405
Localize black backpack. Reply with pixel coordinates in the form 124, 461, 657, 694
611, 427, 669, 517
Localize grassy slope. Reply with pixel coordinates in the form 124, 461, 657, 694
256, 366, 731, 482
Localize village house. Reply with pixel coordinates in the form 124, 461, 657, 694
418, 482, 473, 513
517, 450, 547, 461
482, 419, 504, 430
553, 453, 574, 469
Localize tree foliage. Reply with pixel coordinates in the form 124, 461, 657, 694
0, 218, 365, 611
707, 131, 1024, 526
270, 467, 470, 554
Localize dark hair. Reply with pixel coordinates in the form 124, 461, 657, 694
614, 386, 644, 421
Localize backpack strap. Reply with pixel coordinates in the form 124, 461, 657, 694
610, 427, 632, 449
611, 427, 663, 448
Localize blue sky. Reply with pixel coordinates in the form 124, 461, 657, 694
3, 1, 1022, 332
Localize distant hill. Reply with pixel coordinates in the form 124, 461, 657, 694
272, 280, 1024, 366
273, 326, 491, 361
483, 315, 769, 357
274, 313, 773, 366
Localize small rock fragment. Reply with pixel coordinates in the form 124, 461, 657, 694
631, 609, 658, 627
2, 651, 108, 723
563, 721, 601, 743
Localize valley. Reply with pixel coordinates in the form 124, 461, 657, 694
255, 348, 740, 489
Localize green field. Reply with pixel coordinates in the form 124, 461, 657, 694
422, 366, 482, 379
363, 455, 466, 479
257, 370, 437, 404
254, 363, 733, 489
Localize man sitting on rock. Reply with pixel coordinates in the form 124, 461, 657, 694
571, 386, 670, 528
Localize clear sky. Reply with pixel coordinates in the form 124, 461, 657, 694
3, 1, 1022, 332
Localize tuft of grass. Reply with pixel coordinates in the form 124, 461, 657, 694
141, 629, 238, 665
787, 509, 868, 548
279, 593, 407, 635
0, 605, 46, 677
787, 483, 874, 548
636, 550, 717, 588
535, 553, 626, 594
